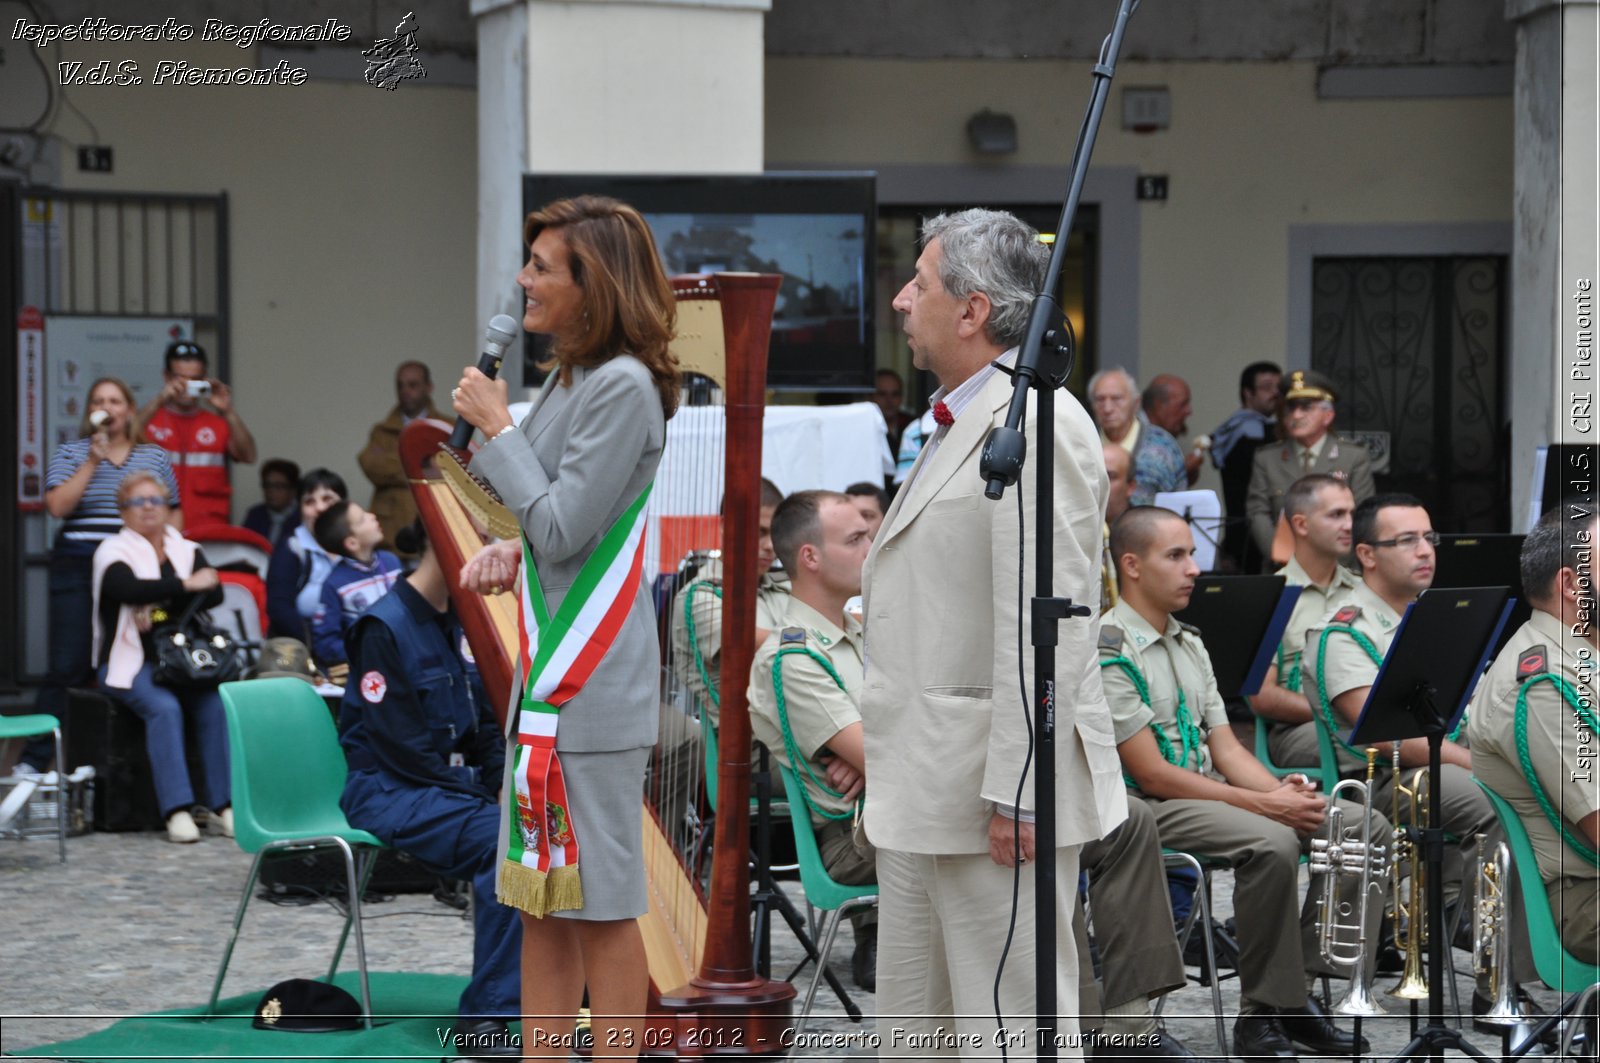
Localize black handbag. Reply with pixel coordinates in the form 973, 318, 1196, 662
151, 594, 245, 689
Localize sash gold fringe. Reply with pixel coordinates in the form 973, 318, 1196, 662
547, 863, 584, 913
498, 861, 550, 918
497, 860, 585, 918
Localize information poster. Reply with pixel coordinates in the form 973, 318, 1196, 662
43, 315, 192, 450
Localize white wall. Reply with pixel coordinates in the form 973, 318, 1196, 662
45, 39, 479, 507
767, 57, 1513, 493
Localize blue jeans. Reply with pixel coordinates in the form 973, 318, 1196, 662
341, 770, 522, 1018
24, 541, 98, 769
99, 663, 231, 818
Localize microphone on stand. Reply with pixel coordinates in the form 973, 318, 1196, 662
449, 314, 520, 449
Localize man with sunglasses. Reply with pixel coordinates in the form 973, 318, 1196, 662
1299, 494, 1520, 1013
1245, 371, 1374, 565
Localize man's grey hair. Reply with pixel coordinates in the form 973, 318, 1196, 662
920, 209, 1048, 348
1087, 367, 1137, 398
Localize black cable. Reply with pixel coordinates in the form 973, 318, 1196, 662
992, 406, 1034, 1061
5, 0, 58, 134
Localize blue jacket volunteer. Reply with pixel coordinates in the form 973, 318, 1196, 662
337, 564, 521, 1036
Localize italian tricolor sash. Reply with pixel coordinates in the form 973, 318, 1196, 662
499, 483, 653, 917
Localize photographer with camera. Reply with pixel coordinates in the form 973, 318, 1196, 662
138, 340, 257, 528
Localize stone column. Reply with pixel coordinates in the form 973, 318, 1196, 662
1508, 0, 1598, 526
473, 0, 769, 390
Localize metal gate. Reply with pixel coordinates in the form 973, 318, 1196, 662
1311, 255, 1508, 532
4, 187, 228, 687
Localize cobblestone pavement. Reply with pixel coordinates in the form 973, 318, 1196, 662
0, 830, 1571, 1061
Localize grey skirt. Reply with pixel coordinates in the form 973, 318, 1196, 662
496, 744, 652, 921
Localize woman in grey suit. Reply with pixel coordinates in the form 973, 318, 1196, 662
453, 195, 680, 1059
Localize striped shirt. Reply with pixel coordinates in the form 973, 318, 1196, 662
45, 440, 181, 543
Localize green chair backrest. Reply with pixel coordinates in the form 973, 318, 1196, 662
1248, 700, 1327, 789
219, 678, 378, 854
1312, 709, 1344, 793
776, 762, 877, 913
1474, 778, 1600, 993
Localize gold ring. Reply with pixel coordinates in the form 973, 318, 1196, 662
490, 584, 503, 595
452, 387, 461, 400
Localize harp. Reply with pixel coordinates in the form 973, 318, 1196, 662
401, 272, 793, 1057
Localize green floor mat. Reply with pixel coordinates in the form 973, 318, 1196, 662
10, 971, 491, 1063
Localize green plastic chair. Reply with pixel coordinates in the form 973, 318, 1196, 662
1474, 779, 1600, 1057
1249, 701, 1328, 790
208, 678, 385, 1028
776, 762, 877, 1035
698, 708, 796, 871
0, 714, 67, 862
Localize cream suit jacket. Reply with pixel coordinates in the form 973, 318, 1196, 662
860, 363, 1128, 854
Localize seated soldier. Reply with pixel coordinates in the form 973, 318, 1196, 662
670, 477, 789, 726
1251, 475, 1360, 769
1071, 800, 1216, 1061
336, 519, 519, 1056
1469, 507, 1599, 968
1301, 493, 1531, 1014
746, 490, 877, 989
1102, 506, 1378, 1060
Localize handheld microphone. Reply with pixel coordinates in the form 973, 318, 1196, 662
450, 314, 520, 449
89, 410, 110, 430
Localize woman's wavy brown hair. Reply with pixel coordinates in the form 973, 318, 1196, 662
524, 196, 680, 419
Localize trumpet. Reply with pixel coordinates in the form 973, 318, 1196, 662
1311, 746, 1389, 1015
1388, 752, 1431, 1000
1472, 836, 1527, 1026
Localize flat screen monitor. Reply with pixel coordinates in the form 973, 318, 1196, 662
522, 172, 876, 391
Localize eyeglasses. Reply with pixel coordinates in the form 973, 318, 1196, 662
120, 496, 167, 510
1369, 531, 1440, 551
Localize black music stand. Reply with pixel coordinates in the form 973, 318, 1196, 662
1348, 587, 1514, 1063
1174, 576, 1299, 699
1430, 533, 1528, 661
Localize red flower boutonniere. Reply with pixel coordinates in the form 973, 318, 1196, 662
932, 401, 954, 427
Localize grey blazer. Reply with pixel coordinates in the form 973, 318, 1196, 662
472, 355, 665, 752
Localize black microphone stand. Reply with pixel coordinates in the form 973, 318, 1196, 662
978, 2, 1138, 1056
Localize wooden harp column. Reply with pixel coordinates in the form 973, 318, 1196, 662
656, 272, 797, 1052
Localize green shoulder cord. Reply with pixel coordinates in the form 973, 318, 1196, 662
1277, 642, 1302, 694
771, 645, 857, 822
1313, 625, 1382, 755
1515, 671, 1600, 867
1099, 655, 1203, 785
682, 580, 723, 708
1313, 624, 1468, 749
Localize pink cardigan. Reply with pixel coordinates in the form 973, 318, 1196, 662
92, 526, 200, 688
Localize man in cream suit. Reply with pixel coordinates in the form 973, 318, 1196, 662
862, 208, 1127, 1056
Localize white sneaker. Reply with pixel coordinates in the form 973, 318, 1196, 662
213, 807, 234, 838
166, 810, 201, 843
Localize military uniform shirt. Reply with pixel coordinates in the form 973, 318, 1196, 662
669, 563, 791, 724
1302, 578, 1402, 773
1467, 609, 1600, 886
1246, 433, 1375, 559
1277, 554, 1362, 681
1099, 599, 1232, 782
747, 597, 865, 823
